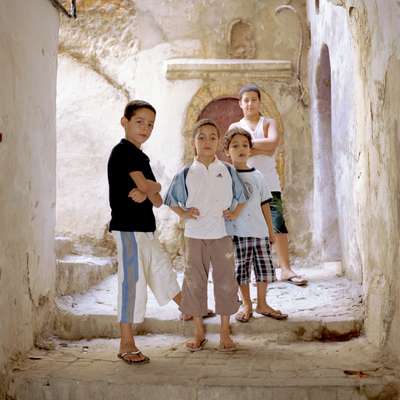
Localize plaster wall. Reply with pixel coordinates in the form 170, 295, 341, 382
57, 0, 313, 261
308, 1, 360, 278
0, 0, 59, 389
308, 0, 400, 358
348, 1, 400, 358
56, 55, 126, 243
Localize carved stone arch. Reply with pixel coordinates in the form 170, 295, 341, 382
182, 80, 285, 186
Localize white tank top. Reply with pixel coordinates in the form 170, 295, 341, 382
238, 116, 281, 192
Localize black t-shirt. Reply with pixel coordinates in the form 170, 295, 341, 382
108, 139, 156, 232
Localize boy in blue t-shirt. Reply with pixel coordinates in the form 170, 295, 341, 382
224, 127, 288, 323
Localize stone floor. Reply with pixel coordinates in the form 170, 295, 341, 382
55, 263, 364, 340
8, 335, 400, 399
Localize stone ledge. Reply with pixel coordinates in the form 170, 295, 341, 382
54, 266, 364, 340
8, 336, 400, 400
165, 58, 293, 80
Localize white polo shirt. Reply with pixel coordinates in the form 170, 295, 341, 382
184, 158, 233, 239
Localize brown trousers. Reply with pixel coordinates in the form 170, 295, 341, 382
180, 236, 240, 317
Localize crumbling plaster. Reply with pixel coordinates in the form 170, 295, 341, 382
57, 0, 313, 262
308, 0, 400, 359
0, 0, 59, 391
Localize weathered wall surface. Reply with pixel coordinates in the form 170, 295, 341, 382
56, 55, 126, 244
57, 0, 313, 262
309, 0, 400, 359
348, 1, 400, 360
0, 0, 59, 392
308, 1, 359, 275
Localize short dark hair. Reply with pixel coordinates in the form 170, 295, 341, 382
192, 118, 220, 139
223, 127, 253, 151
124, 100, 156, 121
239, 83, 261, 100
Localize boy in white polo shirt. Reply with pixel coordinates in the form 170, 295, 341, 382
165, 119, 247, 352
224, 127, 288, 322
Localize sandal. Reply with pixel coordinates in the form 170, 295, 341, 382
256, 309, 288, 320
282, 275, 308, 286
180, 310, 216, 321
186, 338, 208, 352
235, 311, 253, 323
117, 351, 150, 364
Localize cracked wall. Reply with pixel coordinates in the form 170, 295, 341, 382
0, 0, 59, 390
56, 0, 313, 263
308, 0, 400, 359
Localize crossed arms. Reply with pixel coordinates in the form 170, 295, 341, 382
229, 118, 280, 157
128, 171, 162, 207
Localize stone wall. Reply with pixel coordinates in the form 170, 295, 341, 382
308, 0, 400, 359
57, 0, 313, 262
0, 0, 59, 392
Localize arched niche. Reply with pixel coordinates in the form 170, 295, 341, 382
228, 19, 256, 59
314, 44, 342, 261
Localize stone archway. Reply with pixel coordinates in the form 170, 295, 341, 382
183, 81, 285, 186
314, 44, 341, 262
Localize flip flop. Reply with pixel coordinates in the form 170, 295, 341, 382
256, 309, 288, 320
216, 343, 237, 353
283, 275, 308, 286
235, 311, 253, 323
186, 338, 208, 352
180, 310, 216, 321
117, 351, 150, 364
203, 310, 216, 319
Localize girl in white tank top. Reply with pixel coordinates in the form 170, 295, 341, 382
238, 116, 281, 192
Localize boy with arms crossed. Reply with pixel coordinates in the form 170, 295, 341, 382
165, 119, 247, 352
108, 100, 182, 364
229, 83, 307, 286
224, 127, 288, 322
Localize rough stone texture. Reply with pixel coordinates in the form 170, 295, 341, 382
56, 255, 117, 295
7, 336, 400, 400
54, 265, 363, 340
0, 0, 59, 393
307, 0, 400, 362
55, 236, 74, 258
57, 0, 313, 261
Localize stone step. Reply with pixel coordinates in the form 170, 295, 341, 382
55, 236, 74, 258
7, 335, 399, 400
56, 255, 117, 296
55, 266, 364, 341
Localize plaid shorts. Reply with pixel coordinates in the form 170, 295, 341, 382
232, 236, 276, 285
